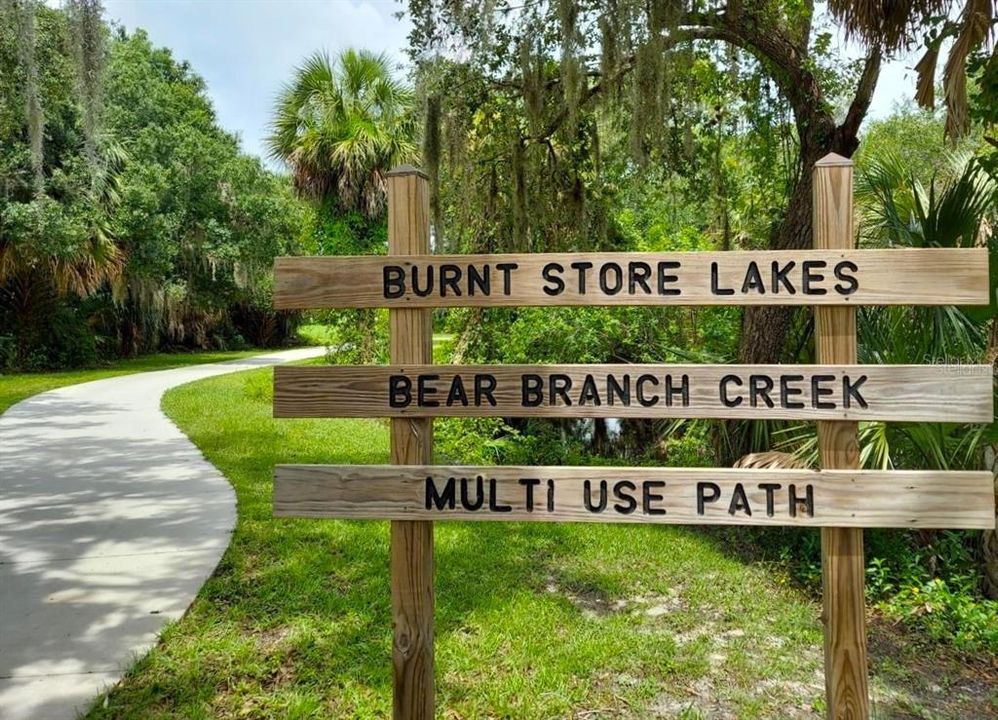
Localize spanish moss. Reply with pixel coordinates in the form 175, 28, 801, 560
67, 0, 105, 169
511, 134, 527, 250
557, 0, 581, 129
14, 0, 44, 196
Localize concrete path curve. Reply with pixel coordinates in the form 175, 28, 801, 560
0, 348, 325, 720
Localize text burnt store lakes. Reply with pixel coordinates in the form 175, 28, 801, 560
382, 258, 860, 298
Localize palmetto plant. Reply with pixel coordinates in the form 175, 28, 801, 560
856, 150, 995, 364
267, 49, 417, 217
774, 153, 996, 466
0, 137, 128, 364
767, 151, 998, 593
829, 0, 996, 138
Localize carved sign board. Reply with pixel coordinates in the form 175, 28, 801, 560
273, 465, 995, 529
273, 364, 993, 422
273, 248, 989, 309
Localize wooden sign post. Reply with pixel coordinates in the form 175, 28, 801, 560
386, 166, 434, 720
813, 155, 867, 718
271, 158, 994, 720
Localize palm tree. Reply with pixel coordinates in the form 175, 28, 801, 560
855, 151, 994, 360
267, 49, 416, 217
828, 0, 995, 138
0, 147, 126, 365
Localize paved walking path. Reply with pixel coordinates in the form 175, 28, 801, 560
0, 348, 324, 720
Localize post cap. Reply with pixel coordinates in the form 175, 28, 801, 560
386, 164, 429, 179
814, 152, 853, 167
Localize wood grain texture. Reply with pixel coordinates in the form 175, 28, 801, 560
273, 248, 988, 309
273, 465, 996, 529
386, 166, 434, 720
814, 154, 869, 720
273, 363, 993, 422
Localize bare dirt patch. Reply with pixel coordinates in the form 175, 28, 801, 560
868, 619, 997, 719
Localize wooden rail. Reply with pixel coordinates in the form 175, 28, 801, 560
274, 464, 995, 529
273, 363, 992, 422
274, 248, 988, 309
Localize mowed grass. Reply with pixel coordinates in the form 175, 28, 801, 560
84, 364, 832, 719
0, 350, 259, 414
296, 323, 339, 347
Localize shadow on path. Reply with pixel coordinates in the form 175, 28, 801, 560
0, 348, 324, 720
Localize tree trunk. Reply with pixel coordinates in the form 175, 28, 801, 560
981, 319, 998, 599
724, 142, 827, 462
717, 20, 880, 463
736, 160, 814, 364
721, 101, 872, 465
591, 417, 610, 455
982, 445, 998, 599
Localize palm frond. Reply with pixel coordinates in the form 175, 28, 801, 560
266, 48, 416, 215
828, 0, 949, 52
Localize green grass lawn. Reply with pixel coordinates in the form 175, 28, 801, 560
52, 358, 991, 718
0, 350, 260, 414
84, 364, 840, 719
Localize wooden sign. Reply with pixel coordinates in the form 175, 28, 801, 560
274, 464, 996, 529
271, 158, 996, 720
274, 247, 989, 309
274, 363, 993, 422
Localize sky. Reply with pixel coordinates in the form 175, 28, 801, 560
97, 0, 923, 165
102, 0, 413, 164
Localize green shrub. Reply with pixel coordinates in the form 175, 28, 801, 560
660, 422, 715, 467
435, 417, 527, 465
878, 577, 998, 653
435, 417, 589, 466
3, 302, 103, 371
316, 309, 388, 364
750, 527, 997, 654
297, 323, 340, 347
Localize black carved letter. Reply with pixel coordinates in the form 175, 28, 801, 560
425, 476, 456, 510
389, 375, 412, 408
697, 482, 722, 514
383, 266, 405, 299
542, 262, 565, 296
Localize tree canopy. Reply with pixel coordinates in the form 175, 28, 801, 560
0, 0, 308, 367
403, 0, 996, 465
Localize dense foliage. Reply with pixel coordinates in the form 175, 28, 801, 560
403, 0, 996, 471
389, 0, 998, 645
0, 1, 307, 369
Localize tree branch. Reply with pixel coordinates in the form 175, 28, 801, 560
839, 47, 883, 145
678, 9, 826, 133
522, 54, 639, 142
503, 4, 853, 156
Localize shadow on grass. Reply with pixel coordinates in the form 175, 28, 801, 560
86, 514, 582, 717
82, 367, 899, 718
